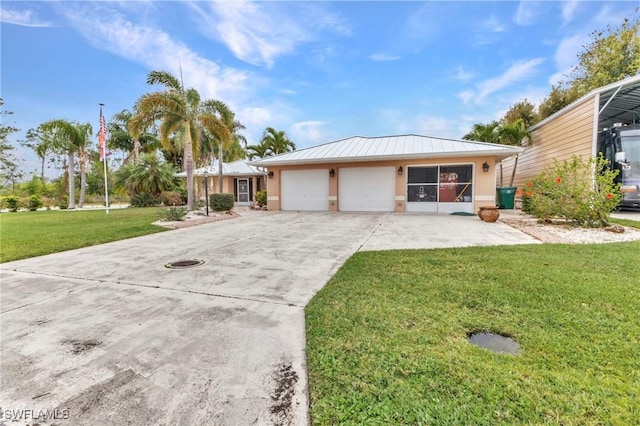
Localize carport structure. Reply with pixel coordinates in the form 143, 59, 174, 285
250, 134, 522, 214
500, 74, 640, 189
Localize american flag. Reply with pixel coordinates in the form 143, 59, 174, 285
98, 109, 108, 161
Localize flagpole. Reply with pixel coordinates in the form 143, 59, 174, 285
99, 103, 110, 214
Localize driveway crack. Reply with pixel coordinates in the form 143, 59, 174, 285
356, 212, 392, 252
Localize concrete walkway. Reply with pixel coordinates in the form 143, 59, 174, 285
0, 211, 539, 425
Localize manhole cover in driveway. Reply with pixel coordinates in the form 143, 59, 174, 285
468, 331, 521, 355
164, 259, 205, 269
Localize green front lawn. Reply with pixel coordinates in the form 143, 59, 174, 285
306, 243, 640, 425
0, 208, 167, 263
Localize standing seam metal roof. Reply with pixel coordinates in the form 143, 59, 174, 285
249, 134, 522, 166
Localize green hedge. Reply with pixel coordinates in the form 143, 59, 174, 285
211, 193, 234, 211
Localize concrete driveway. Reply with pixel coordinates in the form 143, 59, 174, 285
0, 211, 538, 425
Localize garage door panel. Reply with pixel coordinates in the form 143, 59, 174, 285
281, 170, 329, 211
339, 167, 395, 212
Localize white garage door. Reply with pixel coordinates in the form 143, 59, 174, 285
281, 169, 329, 211
339, 167, 396, 211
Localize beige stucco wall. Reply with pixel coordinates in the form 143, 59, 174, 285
266, 156, 500, 212
195, 176, 263, 201
500, 96, 597, 189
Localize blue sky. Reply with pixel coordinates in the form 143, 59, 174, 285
1, 1, 636, 178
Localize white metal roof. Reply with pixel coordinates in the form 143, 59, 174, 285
249, 134, 523, 166
175, 159, 264, 177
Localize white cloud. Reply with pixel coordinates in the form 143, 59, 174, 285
465, 58, 545, 104
477, 59, 545, 99
290, 121, 327, 145
514, 1, 541, 26
457, 90, 475, 105
0, 6, 51, 27
561, 0, 580, 26
369, 53, 401, 62
59, 5, 250, 103
455, 67, 475, 83
549, 34, 585, 85
188, 1, 350, 68
483, 15, 507, 33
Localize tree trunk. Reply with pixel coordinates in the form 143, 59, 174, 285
183, 120, 194, 211
68, 151, 76, 209
78, 160, 87, 208
40, 158, 45, 182
218, 141, 223, 193
134, 138, 140, 164
509, 155, 519, 187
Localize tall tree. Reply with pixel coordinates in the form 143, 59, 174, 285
246, 140, 271, 160
503, 100, 539, 127
108, 109, 159, 165
40, 120, 93, 209
462, 121, 500, 143
261, 127, 296, 155
0, 119, 22, 190
568, 17, 640, 97
130, 70, 231, 210
21, 127, 54, 181
537, 85, 580, 121
199, 100, 238, 193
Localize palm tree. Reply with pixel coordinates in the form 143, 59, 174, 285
497, 119, 531, 187
246, 140, 271, 160
129, 70, 231, 211
40, 120, 93, 209
115, 152, 176, 196
21, 127, 55, 181
261, 127, 296, 155
108, 109, 159, 165
199, 100, 241, 193
462, 121, 500, 143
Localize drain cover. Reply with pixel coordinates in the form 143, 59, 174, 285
468, 331, 521, 355
165, 259, 205, 269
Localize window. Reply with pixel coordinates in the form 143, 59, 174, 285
407, 165, 473, 203
407, 166, 437, 202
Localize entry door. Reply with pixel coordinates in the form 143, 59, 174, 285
237, 179, 249, 203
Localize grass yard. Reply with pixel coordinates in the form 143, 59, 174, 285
0, 208, 167, 263
306, 242, 640, 425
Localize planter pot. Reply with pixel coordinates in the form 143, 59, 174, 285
478, 206, 500, 222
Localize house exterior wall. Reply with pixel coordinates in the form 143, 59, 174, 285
196, 176, 261, 199
500, 96, 597, 189
265, 156, 500, 212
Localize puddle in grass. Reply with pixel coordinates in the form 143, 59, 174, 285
468, 332, 521, 355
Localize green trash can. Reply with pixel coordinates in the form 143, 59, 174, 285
496, 186, 517, 209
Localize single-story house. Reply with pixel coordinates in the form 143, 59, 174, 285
176, 160, 266, 205
500, 75, 640, 190
249, 134, 523, 213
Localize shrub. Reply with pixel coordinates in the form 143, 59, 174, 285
58, 195, 69, 210
157, 206, 188, 221
160, 191, 184, 207
129, 193, 161, 208
28, 195, 43, 211
255, 190, 267, 206
4, 195, 21, 212
527, 155, 620, 227
211, 193, 234, 211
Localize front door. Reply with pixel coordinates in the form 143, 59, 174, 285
237, 178, 249, 203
